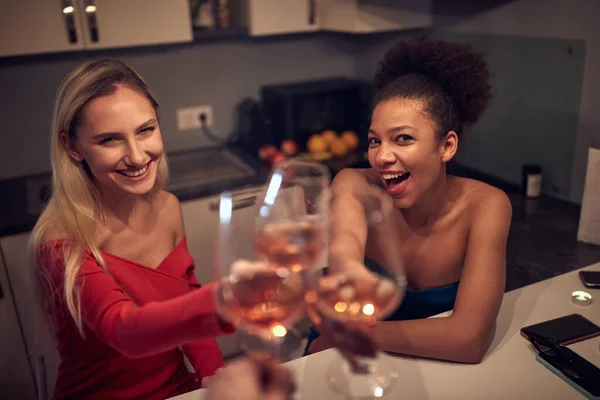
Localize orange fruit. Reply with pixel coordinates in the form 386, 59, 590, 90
341, 130, 359, 150
321, 130, 338, 145
310, 151, 333, 161
307, 134, 328, 154
330, 137, 349, 157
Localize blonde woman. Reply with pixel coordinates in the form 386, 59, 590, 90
32, 59, 234, 399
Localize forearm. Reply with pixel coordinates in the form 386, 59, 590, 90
329, 232, 366, 273
97, 283, 234, 358
374, 316, 492, 363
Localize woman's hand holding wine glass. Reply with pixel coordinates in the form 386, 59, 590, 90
214, 160, 331, 359
306, 184, 407, 398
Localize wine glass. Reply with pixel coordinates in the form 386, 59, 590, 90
213, 160, 331, 360
253, 159, 331, 274
306, 184, 407, 399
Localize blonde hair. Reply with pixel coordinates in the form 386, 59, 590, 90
31, 59, 168, 334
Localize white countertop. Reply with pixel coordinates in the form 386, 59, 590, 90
172, 263, 600, 400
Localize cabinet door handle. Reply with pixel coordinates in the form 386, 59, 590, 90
308, 0, 316, 25
33, 356, 48, 400
83, 0, 99, 43
61, 0, 78, 44
209, 196, 256, 212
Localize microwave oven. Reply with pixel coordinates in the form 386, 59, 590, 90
236, 77, 372, 155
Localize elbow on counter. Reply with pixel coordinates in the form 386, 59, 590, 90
455, 327, 495, 364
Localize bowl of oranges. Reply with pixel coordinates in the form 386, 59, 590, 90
305, 129, 360, 161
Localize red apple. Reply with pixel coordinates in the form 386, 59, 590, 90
269, 151, 286, 165
258, 144, 277, 161
280, 139, 299, 156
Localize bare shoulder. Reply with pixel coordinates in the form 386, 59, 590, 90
155, 190, 182, 214
333, 168, 382, 189
455, 177, 512, 221
155, 190, 185, 239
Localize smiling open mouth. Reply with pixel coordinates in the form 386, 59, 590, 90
117, 162, 150, 178
382, 172, 410, 187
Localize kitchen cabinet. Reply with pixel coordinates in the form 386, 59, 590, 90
241, 0, 320, 36
181, 185, 265, 359
0, 239, 37, 399
82, 0, 193, 50
0, 0, 192, 58
0, 0, 86, 58
1, 233, 59, 400
318, 0, 432, 33
241, 0, 431, 36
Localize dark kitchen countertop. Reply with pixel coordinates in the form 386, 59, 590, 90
165, 146, 271, 203
448, 162, 600, 291
2, 151, 600, 294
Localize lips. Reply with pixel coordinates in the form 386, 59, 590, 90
381, 171, 410, 197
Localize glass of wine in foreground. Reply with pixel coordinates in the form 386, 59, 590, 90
307, 185, 407, 398
253, 159, 331, 274
214, 159, 331, 359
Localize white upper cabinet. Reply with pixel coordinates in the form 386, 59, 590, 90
242, 0, 431, 36
0, 0, 86, 58
81, 0, 193, 50
242, 0, 320, 36
318, 0, 432, 33
0, 0, 193, 58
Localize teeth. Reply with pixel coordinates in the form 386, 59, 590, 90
382, 172, 407, 180
120, 163, 148, 178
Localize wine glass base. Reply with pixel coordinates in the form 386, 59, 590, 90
239, 327, 304, 362
326, 352, 398, 399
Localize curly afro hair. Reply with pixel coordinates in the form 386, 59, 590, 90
372, 36, 493, 137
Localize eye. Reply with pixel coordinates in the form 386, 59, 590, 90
99, 136, 118, 145
368, 137, 380, 146
395, 134, 414, 143
140, 126, 156, 135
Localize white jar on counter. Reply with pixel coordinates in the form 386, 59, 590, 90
522, 164, 542, 198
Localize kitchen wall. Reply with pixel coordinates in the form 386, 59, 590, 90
0, 34, 357, 180
431, 0, 600, 203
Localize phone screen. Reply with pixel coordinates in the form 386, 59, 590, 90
521, 314, 600, 345
580, 271, 600, 286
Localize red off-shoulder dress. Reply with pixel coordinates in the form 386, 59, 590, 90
37, 237, 234, 400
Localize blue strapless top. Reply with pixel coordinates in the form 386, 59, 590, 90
364, 258, 459, 321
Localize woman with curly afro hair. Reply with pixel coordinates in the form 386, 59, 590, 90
307, 36, 512, 363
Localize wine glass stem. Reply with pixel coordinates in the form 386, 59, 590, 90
266, 335, 283, 360
346, 351, 377, 375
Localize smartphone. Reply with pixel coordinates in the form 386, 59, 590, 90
536, 348, 600, 398
580, 271, 600, 289
521, 314, 600, 345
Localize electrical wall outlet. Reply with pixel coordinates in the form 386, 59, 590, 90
176, 105, 213, 131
